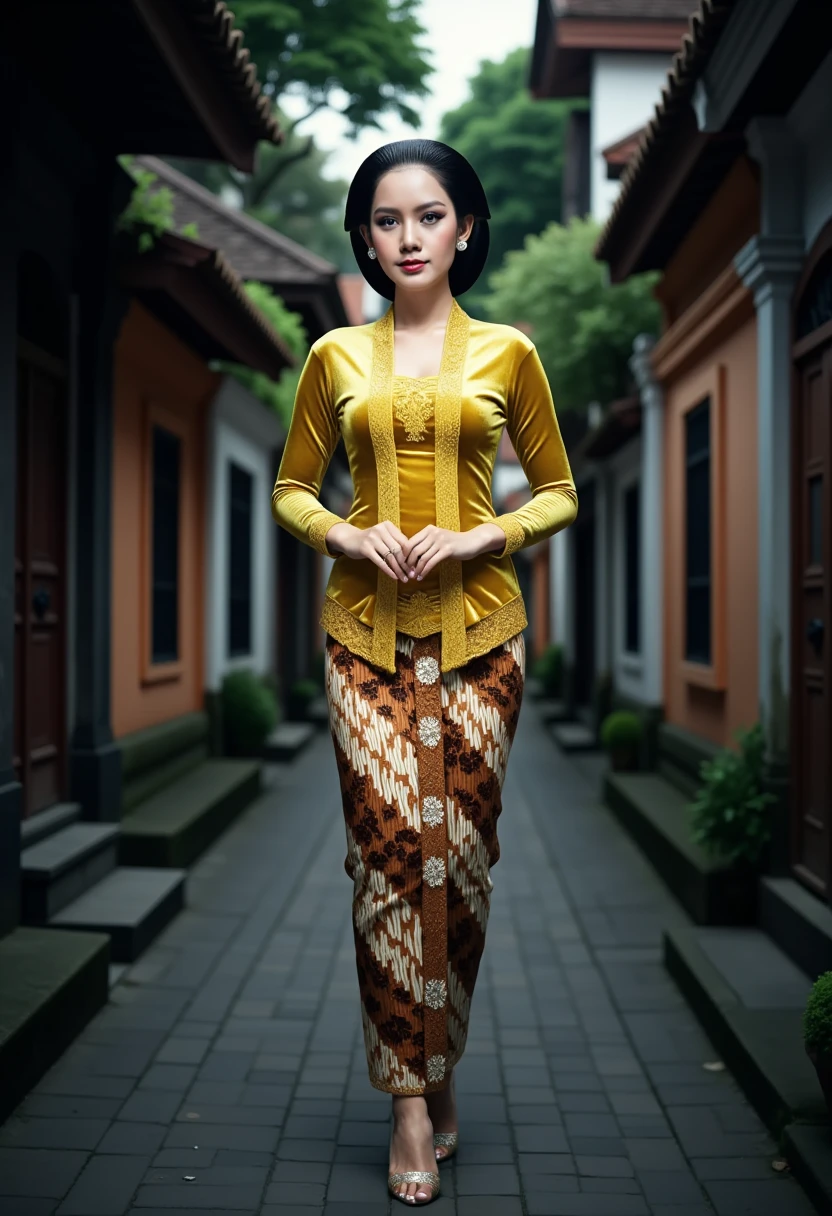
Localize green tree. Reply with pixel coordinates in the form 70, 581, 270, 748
439, 47, 577, 313
175, 0, 431, 208
221, 281, 310, 429
485, 218, 661, 411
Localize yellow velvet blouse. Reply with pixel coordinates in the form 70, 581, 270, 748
271, 298, 577, 674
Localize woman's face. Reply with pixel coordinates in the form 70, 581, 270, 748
360, 166, 474, 295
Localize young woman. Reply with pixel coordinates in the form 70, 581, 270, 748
272, 139, 577, 1205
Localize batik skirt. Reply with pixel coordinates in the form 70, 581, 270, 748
324, 628, 525, 1095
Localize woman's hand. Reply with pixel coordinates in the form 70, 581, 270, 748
405, 522, 507, 581
325, 520, 413, 581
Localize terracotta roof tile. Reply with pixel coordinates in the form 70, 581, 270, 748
596, 0, 739, 261
134, 156, 338, 285
177, 0, 282, 147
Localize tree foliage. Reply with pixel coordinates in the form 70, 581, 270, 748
221, 281, 309, 430
117, 157, 200, 250
439, 48, 577, 313
485, 218, 661, 412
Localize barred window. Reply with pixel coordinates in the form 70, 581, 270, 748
685, 398, 711, 664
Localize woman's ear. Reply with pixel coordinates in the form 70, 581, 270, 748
359, 223, 372, 248
458, 213, 475, 243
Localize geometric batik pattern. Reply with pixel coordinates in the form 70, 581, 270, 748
324, 627, 525, 1095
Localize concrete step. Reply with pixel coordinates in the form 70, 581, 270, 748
0, 925, 109, 1123
664, 924, 830, 1209
119, 758, 261, 868
21, 822, 120, 922
605, 771, 757, 924
20, 801, 82, 848
50, 866, 185, 963
537, 699, 568, 724
759, 875, 832, 980
264, 721, 316, 762
551, 721, 598, 752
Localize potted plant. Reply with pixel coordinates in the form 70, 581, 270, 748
531, 643, 563, 699
803, 971, 832, 1115
688, 723, 776, 867
287, 677, 320, 722
600, 710, 643, 772
221, 669, 278, 757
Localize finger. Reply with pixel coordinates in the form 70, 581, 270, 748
415, 544, 443, 579
362, 541, 401, 580
405, 538, 433, 573
377, 527, 411, 579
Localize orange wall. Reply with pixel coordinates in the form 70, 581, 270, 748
111, 301, 218, 739
662, 317, 759, 747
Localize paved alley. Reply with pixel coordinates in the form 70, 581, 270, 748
0, 701, 818, 1216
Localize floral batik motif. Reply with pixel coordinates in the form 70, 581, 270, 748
324, 628, 525, 1094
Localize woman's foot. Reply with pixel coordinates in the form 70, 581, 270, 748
425, 1069, 457, 1160
389, 1094, 438, 1203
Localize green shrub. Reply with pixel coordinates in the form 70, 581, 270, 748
532, 643, 563, 697
600, 711, 643, 749
688, 723, 776, 865
222, 669, 278, 755
804, 972, 832, 1060
288, 678, 320, 721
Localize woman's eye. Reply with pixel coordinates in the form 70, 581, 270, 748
422, 212, 441, 224
378, 217, 397, 228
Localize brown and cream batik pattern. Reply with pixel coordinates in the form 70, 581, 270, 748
324, 628, 525, 1095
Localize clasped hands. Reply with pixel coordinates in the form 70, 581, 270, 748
325, 519, 507, 582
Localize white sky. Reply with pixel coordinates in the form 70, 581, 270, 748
281, 0, 540, 183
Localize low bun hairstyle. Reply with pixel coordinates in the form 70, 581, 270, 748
344, 139, 491, 302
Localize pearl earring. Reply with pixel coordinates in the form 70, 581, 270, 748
456, 239, 468, 252
367, 247, 377, 260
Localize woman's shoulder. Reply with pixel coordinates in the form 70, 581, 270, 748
467, 315, 536, 357
310, 321, 376, 362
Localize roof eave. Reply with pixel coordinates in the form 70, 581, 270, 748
119, 231, 296, 378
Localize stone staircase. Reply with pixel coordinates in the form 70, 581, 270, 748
20, 802, 184, 964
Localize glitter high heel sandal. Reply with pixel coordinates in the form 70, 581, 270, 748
388, 1170, 441, 1205
433, 1132, 458, 1161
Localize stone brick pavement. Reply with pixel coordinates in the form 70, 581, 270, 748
0, 700, 818, 1215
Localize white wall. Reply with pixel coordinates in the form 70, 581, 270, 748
205, 377, 285, 691
590, 53, 673, 223
607, 437, 646, 704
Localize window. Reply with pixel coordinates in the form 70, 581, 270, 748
228, 461, 253, 657
624, 482, 640, 654
685, 398, 711, 664
151, 425, 181, 663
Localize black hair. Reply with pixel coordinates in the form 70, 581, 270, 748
343, 139, 491, 301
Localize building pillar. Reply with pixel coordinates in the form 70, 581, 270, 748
69, 166, 131, 822
734, 117, 804, 870
0, 123, 22, 937
630, 334, 664, 709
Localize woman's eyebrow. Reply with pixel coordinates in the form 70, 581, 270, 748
372, 200, 446, 216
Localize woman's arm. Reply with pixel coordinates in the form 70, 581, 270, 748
271, 347, 347, 557
492, 343, 578, 556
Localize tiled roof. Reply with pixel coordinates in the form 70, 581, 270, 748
134, 156, 338, 285
174, 0, 282, 147
554, 0, 696, 16
596, 0, 738, 261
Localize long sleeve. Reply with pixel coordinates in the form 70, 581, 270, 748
271, 346, 346, 557
493, 344, 578, 557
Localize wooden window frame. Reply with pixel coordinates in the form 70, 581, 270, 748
679, 363, 727, 691
141, 401, 188, 686
227, 459, 254, 660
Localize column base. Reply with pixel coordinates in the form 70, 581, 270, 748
70, 742, 123, 822
0, 780, 22, 939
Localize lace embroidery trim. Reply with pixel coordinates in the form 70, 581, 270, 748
493, 514, 525, 557
397, 590, 440, 635
309, 510, 346, 556
320, 593, 528, 674
393, 379, 436, 442
435, 302, 469, 672
367, 308, 399, 671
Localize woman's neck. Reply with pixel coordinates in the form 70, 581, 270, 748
392, 285, 455, 334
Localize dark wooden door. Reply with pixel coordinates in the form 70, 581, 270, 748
573, 480, 596, 709
792, 342, 831, 896
14, 343, 68, 818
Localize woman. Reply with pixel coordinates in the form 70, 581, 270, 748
272, 139, 577, 1205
